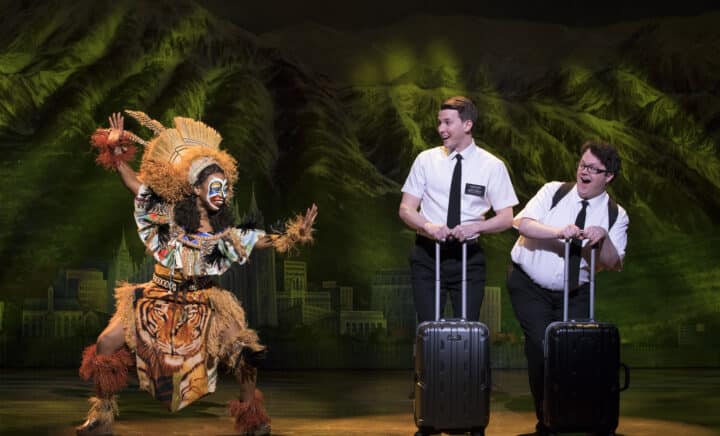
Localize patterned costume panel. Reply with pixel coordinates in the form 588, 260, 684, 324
114, 185, 268, 410
134, 185, 263, 276
111, 273, 264, 411
134, 286, 216, 412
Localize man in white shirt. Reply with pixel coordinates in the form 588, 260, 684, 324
399, 96, 518, 323
508, 141, 629, 436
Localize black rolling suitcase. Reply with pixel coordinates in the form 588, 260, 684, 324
543, 240, 630, 435
414, 241, 490, 436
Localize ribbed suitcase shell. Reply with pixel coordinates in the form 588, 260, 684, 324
542, 241, 627, 434
414, 319, 490, 434
543, 321, 621, 433
413, 241, 490, 435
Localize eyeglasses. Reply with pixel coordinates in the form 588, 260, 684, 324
577, 162, 610, 175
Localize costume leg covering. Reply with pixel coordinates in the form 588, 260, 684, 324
228, 362, 271, 436
76, 344, 133, 436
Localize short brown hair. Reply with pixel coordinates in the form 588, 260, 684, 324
440, 96, 478, 127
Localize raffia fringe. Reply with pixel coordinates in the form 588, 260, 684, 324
205, 288, 265, 365
86, 396, 119, 422
111, 282, 138, 351
269, 213, 315, 254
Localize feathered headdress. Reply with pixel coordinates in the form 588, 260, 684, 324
126, 111, 238, 202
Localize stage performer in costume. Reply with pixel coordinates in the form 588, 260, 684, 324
77, 111, 317, 436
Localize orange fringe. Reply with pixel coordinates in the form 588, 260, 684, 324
138, 145, 238, 203
228, 389, 270, 433
79, 344, 134, 397
138, 158, 189, 202
90, 128, 137, 170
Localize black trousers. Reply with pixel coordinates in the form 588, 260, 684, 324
409, 236, 486, 323
507, 262, 590, 423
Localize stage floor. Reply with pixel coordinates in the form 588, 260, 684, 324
1, 368, 718, 435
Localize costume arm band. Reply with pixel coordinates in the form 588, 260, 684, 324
266, 213, 315, 254
90, 128, 138, 171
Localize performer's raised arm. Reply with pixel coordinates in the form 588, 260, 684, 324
90, 112, 142, 195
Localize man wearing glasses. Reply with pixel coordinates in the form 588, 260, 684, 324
506, 140, 629, 436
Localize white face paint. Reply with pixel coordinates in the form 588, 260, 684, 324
204, 176, 228, 211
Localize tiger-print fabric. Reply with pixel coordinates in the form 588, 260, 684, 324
132, 287, 213, 411
134, 287, 215, 412
111, 281, 263, 412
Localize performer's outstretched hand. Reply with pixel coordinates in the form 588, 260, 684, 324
258, 204, 318, 253
91, 111, 137, 171
302, 204, 318, 234
107, 112, 125, 146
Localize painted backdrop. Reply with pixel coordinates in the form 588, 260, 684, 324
0, 0, 718, 368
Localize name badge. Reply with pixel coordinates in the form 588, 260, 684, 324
465, 183, 485, 197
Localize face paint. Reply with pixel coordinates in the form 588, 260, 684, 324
205, 176, 228, 210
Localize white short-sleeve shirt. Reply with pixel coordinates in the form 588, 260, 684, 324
510, 181, 629, 291
402, 142, 519, 226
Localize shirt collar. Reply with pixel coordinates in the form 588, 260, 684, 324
571, 185, 608, 209
446, 141, 477, 160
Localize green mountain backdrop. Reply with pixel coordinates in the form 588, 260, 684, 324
1, 0, 718, 347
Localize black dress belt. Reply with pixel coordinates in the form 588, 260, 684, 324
415, 234, 481, 255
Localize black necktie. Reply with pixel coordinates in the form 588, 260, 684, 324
568, 200, 589, 289
447, 154, 463, 228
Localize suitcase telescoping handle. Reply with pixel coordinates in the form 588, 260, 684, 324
435, 241, 468, 321
562, 238, 596, 322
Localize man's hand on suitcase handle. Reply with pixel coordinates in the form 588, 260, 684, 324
422, 222, 476, 243
448, 223, 477, 242
557, 224, 583, 240
422, 222, 480, 243
558, 224, 607, 246
580, 225, 607, 247
423, 222, 452, 241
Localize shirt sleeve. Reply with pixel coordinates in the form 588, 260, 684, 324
134, 185, 175, 265
486, 161, 519, 211
401, 152, 426, 199
607, 204, 629, 264
217, 228, 266, 266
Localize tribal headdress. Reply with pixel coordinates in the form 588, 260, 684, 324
92, 110, 238, 203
